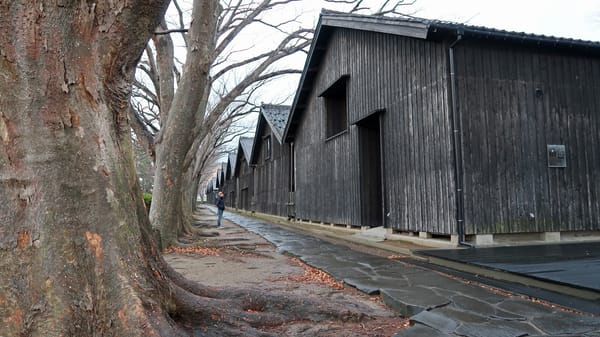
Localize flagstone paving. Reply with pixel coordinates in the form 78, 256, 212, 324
217, 209, 600, 337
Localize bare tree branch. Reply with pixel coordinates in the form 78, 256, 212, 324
154, 28, 189, 35
172, 0, 190, 46
214, 0, 304, 60
142, 46, 160, 93
324, 0, 416, 16
212, 27, 311, 80
133, 80, 159, 106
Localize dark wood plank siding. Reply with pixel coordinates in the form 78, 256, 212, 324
456, 42, 600, 235
379, 33, 455, 234
294, 28, 357, 224
226, 183, 236, 209
237, 156, 254, 211
224, 174, 236, 209
294, 28, 456, 232
253, 132, 291, 217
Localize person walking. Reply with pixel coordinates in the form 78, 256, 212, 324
216, 191, 225, 228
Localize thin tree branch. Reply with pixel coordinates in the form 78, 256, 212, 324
154, 28, 189, 35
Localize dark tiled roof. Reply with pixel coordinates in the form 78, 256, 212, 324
261, 104, 291, 144
233, 137, 254, 176
226, 152, 237, 178
320, 10, 600, 47
239, 137, 254, 162
217, 163, 226, 186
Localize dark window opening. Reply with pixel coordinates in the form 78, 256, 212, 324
264, 135, 272, 161
320, 75, 349, 139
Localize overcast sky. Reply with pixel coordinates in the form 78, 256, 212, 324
250, 0, 600, 105
414, 0, 600, 41
297, 0, 600, 41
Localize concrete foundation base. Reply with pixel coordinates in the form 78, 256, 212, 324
244, 209, 600, 248
542, 232, 561, 242
419, 232, 432, 239
468, 230, 600, 246
474, 234, 494, 246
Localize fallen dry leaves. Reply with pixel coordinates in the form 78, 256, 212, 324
164, 246, 222, 256
271, 257, 344, 290
263, 317, 410, 337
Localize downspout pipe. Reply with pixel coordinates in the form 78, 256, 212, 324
448, 31, 473, 248
288, 141, 296, 220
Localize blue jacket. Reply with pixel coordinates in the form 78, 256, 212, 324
216, 196, 225, 210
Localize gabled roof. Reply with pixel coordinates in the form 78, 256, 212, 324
283, 10, 600, 142
249, 104, 292, 165
240, 137, 254, 161
261, 104, 291, 143
226, 152, 237, 179
218, 163, 226, 187
233, 136, 255, 176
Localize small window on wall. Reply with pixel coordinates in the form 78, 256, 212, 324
264, 135, 272, 161
320, 75, 349, 139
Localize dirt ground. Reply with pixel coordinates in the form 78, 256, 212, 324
164, 212, 409, 336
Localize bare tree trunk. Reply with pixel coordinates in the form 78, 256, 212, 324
181, 164, 198, 231
0, 1, 179, 335
153, 19, 176, 125
0, 2, 384, 336
150, 0, 219, 248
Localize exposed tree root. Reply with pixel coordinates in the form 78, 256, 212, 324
143, 234, 383, 337
140, 209, 396, 336
155, 255, 375, 336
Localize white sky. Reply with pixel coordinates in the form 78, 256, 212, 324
164, 0, 600, 157
296, 0, 600, 41
254, 0, 600, 104
412, 0, 600, 41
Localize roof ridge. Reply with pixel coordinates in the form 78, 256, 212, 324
319, 10, 600, 45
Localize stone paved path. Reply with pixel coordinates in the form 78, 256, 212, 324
417, 242, 600, 293
216, 208, 600, 337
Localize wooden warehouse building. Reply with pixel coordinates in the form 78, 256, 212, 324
205, 177, 218, 203
250, 104, 294, 218
223, 153, 237, 209
281, 11, 600, 245
232, 136, 255, 211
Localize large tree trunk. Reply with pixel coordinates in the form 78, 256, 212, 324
0, 2, 383, 336
0, 1, 179, 335
149, 0, 218, 248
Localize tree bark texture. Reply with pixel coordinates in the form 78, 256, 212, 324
152, 19, 176, 124
150, 0, 219, 248
0, 1, 173, 335
0, 2, 381, 336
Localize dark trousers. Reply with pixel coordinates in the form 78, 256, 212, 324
217, 208, 224, 227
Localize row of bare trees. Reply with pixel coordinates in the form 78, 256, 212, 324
131, 0, 416, 249
0, 0, 415, 335
131, 0, 312, 247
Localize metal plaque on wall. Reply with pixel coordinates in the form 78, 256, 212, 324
547, 145, 567, 168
